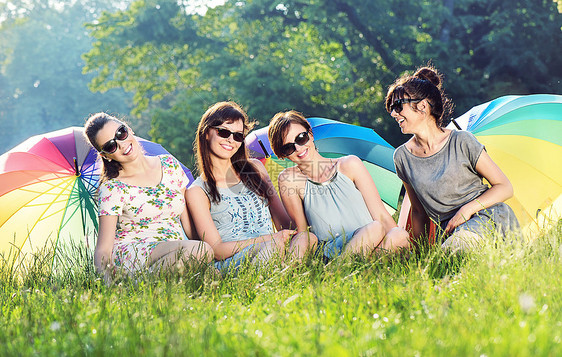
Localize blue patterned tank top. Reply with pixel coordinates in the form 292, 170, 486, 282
192, 177, 274, 242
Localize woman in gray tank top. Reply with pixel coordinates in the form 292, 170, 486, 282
385, 66, 519, 251
268, 111, 410, 259
186, 102, 317, 271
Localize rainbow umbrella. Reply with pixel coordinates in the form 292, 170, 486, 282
245, 117, 402, 213
446, 94, 562, 234
0, 127, 193, 264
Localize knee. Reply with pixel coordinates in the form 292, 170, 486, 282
181, 241, 214, 263
365, 221, 385, 244
388, 227, 411, 249
295, 231, 318, 249
199, 241, 215, 262
441, 230, 482, 253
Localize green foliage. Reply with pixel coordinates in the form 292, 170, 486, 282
82, 0, 562, 166
1, 222, 562, 355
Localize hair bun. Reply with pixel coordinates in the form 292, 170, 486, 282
414, 67, 442, 89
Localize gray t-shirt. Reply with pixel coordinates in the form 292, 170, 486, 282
192, 177, 274, 242
393, 130, 489, 224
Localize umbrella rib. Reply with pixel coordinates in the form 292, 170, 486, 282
59, 182, 92, 235
5, 177, 76, 252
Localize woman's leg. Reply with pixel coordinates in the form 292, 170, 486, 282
287, 231, 318, 260
343, 220, 385, 255
441, 230, 483, 253
250, 240, 277, 265
148, 240, 213, 270
378, 227, 411, 251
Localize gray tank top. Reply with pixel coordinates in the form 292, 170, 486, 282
303, 170, 373, 242
192, 177, 274, 242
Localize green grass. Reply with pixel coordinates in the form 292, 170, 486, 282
1, 222, 562, 356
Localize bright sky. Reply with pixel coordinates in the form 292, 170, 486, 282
0, 0, 229, 19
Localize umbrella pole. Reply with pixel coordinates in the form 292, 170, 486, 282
257, 140, 270, 158
450, 118, 462, 130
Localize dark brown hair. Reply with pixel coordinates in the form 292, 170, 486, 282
385, 65, 454, 127
194, 101, 268, 204
83, 112, 123, 182
268, 110, 312, 158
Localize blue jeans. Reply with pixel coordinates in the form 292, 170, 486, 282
214, 244, 255, 271
214, 241, 275, 272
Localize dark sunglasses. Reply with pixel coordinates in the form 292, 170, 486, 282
99, 124, 129, 154
212, 126, 245, 143
280, 131, 310, 157
390, 98, 421, 114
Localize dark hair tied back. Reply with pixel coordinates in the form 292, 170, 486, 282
385, 65, 454, 127
414, 67, 442, 89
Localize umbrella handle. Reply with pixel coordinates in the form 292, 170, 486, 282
73, 157, 80, 176
257, 139, 270, 158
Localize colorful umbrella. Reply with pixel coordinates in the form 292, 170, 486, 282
245, 117, 402, 213
0, 126, 194, 264
446, 94, 562, 234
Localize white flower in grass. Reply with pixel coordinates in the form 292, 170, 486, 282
519, 293, 536, 313
50, 321, 61, 331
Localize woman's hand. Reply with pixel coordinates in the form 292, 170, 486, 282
445, 204, 477, 234
271, 229, 296, 249
95, 215, 118, 278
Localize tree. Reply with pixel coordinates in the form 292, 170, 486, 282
82, 0, 562, 165
0, 0, 133, 154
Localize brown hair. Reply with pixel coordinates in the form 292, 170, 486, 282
83, 112, 123, 182
268, 110, 312, 158
194, 101, 268, 204
385, 65, 454, 127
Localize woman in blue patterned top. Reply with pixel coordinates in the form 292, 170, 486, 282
186, 102, 317, 270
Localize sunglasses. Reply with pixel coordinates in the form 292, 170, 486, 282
280, 131, 310, 157
390, 98, 421, 114
99, 124, 129, 154
212, 126, 245, 143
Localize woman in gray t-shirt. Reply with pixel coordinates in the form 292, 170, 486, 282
386, 66, 519, 251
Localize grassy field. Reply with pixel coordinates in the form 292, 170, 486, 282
1, 222, 561, 356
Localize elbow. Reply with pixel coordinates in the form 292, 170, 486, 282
505, 181, 514, 200
497, 178, 514, 201
208, 242, 230, 261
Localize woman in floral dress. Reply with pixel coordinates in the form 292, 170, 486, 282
84, 113, 213, 279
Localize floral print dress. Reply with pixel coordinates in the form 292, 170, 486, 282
98, 155, 190, 273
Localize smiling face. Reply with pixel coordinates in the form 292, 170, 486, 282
390, 94, 425, 134
282, 123, 314, 162
95, 120, 138, 161
206, 119, 245, 161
